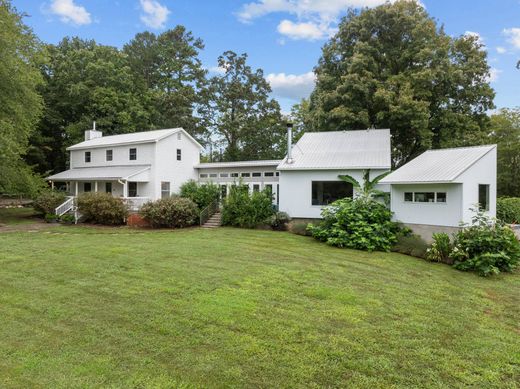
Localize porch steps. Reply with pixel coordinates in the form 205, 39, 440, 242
202, 211, 222, 228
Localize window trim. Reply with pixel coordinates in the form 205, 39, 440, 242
128, 182, 138, 197
129, 148, 137, 161
199, 173, 208, 178
106, 149, 113, 162
84, 151, 91, 163
176, 148, 182, 161
161, 181, 171, 199
219, 173, 229, 178
241, 172, 251, 178
252, 172, 262, 177
404, 191, 448, 204
311, 180, 354, 206
478, 184, 490, 211
263, 172, 274, 177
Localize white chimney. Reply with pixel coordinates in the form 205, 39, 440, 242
85, 121, 103, 141
287, 122, 294, 164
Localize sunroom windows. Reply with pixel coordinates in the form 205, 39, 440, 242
404, 192, 447, 203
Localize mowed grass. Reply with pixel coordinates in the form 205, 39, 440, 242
0, 207, 39, 226
0, 225, 519, 388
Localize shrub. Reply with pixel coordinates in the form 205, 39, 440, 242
59, 214, 75, 224
270, 212, 290, 231
77, 192, 128, 225
140, 197, 198, 228
449, 208, 520, 276
221, 185, 274, 228
180, 180, 220, 210
426, 233, 452, 263
289, 221, 312, 236
308, 197, 404, 252
391, 234, 429, 259
44, 213, 59, 223
33, 190, 66, 215
497, 197, 520, 224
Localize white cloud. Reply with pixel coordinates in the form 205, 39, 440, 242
503, 27, 520, 49
488, 68, 502, 83
266, 71, 316, 100
496, 46, 507, 54
49, 0, 91, 25
208, 66, 226, 75
277, 20, 329, 40
139, 0, 170, 29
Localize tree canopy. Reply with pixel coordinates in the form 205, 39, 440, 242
308, 0, 495, 166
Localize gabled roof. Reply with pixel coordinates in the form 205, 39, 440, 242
381, 145, 496, 184
67, 128, 203, 150
277, 129, 391, 170
47, 165, 151, 182
196, 160, 282, 169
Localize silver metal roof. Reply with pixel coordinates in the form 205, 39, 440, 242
196, 160, 282, 169
67, 128, 203, 150
47, 165, 151, 181
381, 145, 496, 184
277, 129, 391, 170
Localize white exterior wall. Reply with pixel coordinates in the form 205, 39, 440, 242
70, 143, 155, 169
278, 169, 390, 218
389, 184, 463, 227
154, 132, 200, 198
457, 147, 497, 223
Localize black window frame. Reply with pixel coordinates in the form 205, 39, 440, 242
252, 172, 262, 177
264, 172, 274, 177
311, 181, 353, 206
478, 184, 490, 211
129, 148, 137, 161
241, 172, 251, 178
106, 149, 113, 161
128, 182, 138, 197
84, 151, 91, 163
176, 149, 182, 161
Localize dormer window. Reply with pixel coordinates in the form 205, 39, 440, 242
129, 148, 137, 161
106, 149, 113, 161
85, 151, 91, 163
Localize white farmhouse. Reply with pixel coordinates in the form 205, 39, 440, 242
381, 145, 497, 236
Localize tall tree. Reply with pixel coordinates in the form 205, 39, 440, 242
0, 0, 45, 195
27, 37, 153, 174
489, 108, 520, 197
206, 51, 284, 161
123, 26, 209, 139
309, 0, 495, 166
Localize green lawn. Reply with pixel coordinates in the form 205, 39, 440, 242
0, 225, 519, 388
0, 207, 39, 226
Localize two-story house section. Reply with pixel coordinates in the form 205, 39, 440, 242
48, 127, 203, 208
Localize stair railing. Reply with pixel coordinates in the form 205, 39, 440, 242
55, 196, 75, 216
199, 199, 219, 226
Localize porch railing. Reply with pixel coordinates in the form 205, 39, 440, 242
55, 196, 75, 216
199, 199, 219, 226
123, 197, 150, 211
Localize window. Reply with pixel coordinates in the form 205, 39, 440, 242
161, 182, 170, 199
105, 182, 112, 193
220, 173, 229, 178
265, 184, 273, 199
106, 149, 113, 161
129, 148, 137, 160
479, 184, 490, 211
252, 172, 262, 177
209, 173, 218, 178
264, 172, 274, 177
177, 132, 181, 140
414, 192, 435, 203
436, 192, 447, 203
253, 184, 260, 192
84, 182, 92, 192
275, 172, 280, 177
312, 181, 353, 206
241, 172, 250, 177
199, 173, 208, 178
177, 149, 182, 161
84, 151, 91, 163
221, 185, 227, 198
404, 192, 413, 202
230, 173, 239, 178
128, 182, 137, 197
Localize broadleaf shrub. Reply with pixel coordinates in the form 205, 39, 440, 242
180, 180, 220, 210
140, 197, 198, 228
270, 212, 290, 231
221, 185, 274, 228
308, 197, 405, 252
426, 233, 452, 263
289, 221, 312, 236
33, 190, 66, 215
77, 192, 128, 225
497, 197, 520, 224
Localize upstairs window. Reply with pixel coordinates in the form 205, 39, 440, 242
479, 184, 490, 211
220, 173, 229, 178
252, 172, 262, 177
177, 149, 182, 161
129, 148, 137, 161
209, 173, 218, 178
161, 182, 170, 199
199, 173, 208, 178
241, 172, 250, 178
264, 172, 274, 177
84, 151, 91, 163
106, 149, 113, 161
230, 173, 239, 178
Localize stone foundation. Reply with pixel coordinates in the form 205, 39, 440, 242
404, 223, 461, 243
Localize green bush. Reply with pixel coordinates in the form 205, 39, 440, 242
391, 234, 429, 259
140, 196, 198, 228
270, 211, 290, 231
426, 233, 452, 263
33, 190, 66, 215
221, 185, 274, 228
308, 197, 404, 252
289, 221, 312, 236
77, 192, 128, 225
180, 180, 220, 210
450, 208, 520, 276
497, 197, 520, 224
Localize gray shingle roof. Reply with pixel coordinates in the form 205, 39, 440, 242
47, 165, 151, 181
381, 145, 496, 184
277, 129, 391, 170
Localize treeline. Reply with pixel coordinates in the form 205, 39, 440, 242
1, 0, 519, 197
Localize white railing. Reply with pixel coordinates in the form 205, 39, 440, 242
55, 196, 75, 216
123, 197, 150, 211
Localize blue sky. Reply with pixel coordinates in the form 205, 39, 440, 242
12, 0, 520, 113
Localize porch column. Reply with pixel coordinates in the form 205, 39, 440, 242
123, 181, 128, 197
94, 181, 98, 192
75, 181, 78, 196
